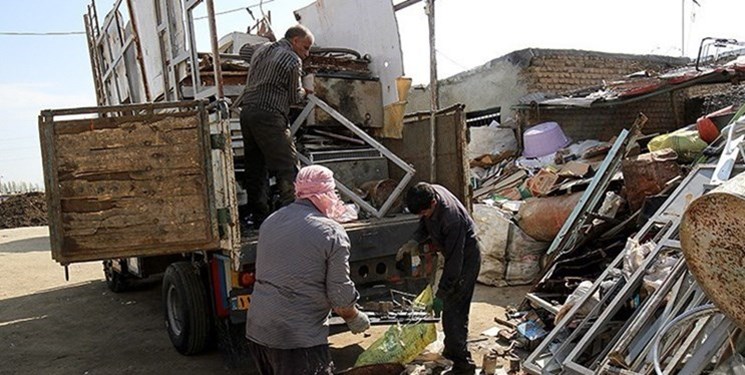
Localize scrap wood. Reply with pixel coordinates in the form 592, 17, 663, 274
474, 170, 528, 199
557, 161, 592, 178
494, 317, 517, 329
470, 150, 516, 168
525, 169, 559, 197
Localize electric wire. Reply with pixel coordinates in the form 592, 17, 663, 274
0, 31, 84, 36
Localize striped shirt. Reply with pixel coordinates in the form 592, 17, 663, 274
245, 200, 359, 349
241, 38, 305, 119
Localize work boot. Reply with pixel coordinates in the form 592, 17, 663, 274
445, 362, 477, 375
275, 169, 297, 208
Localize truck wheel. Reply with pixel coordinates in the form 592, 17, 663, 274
162, 262, 211, 355
103, 260, 129, 293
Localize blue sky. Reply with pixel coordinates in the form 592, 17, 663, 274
2, 0, 745, 185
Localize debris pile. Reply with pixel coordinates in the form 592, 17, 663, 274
0, 192, 48, 229
470, 103, 745, 374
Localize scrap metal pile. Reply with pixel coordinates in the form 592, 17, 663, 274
469, 102, 745, 373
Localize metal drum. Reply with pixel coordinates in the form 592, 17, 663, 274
680, 171, 745, 329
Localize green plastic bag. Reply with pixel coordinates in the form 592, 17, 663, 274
354, 286, 437, 366
648, 128, 707, 162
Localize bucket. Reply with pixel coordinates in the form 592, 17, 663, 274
523, 121, 571, 158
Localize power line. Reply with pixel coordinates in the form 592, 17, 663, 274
194, 0, 276, 20
1, 0, 278, 36
0, 31, 84, 36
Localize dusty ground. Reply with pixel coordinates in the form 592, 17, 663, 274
0, 226, 530, 374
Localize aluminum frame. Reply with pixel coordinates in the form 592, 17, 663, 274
290, 95, 415, 218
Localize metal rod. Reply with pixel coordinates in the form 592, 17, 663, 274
311, 129, 365, 145
394, 0, 423, 11
205, 0, 224, 99
125, 0, 152, 102
426, 0, 438, 181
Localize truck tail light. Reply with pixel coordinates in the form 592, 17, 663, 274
239, 272, 255, 288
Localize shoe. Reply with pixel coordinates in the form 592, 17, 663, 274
446, 362, 476, 375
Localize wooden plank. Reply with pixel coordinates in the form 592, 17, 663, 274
62, 221, 211, 250
52, 111, 199, 135
56, 137, 200, 160
56, 148, 202, 176
55, 120, 199, 151
59, 175, 205, 199
60, 194, 207, 216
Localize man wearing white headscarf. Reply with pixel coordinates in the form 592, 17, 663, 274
245, 165, 369, 375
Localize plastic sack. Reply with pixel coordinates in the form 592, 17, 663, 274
354, 286, 437, 366
647, 127, 707, 162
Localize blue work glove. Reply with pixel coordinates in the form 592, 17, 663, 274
433, 297, 444, 318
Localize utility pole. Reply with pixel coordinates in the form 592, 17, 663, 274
681, 0, 685, 56
426, 0, 438, 181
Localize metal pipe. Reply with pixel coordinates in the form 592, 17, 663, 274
394, 0, 423, 12
205, 0, 225, 99
652, 304, 719, 375
125, 0, 152, 101
426, 0, 438, 181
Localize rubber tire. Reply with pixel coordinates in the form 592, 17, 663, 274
162, 262, 211, 355
103, 260, 129, 293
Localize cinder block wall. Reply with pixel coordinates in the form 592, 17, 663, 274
408, 48, 688, 124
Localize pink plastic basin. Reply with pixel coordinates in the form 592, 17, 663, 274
522, 121, 571, 158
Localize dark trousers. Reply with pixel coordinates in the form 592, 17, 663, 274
247, 340, 334, 375
441, 244, 481, 371
240, 107, 299, 223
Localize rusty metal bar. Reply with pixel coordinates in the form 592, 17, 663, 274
125, 0, 152, 101
205, 0, 225, 99
393, 0, 423, 11
84, 12, 104, 106
426, 0, 438, 181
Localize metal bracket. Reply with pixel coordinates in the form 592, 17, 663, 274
290, 94, 415, 218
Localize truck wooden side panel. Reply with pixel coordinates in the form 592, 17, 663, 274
39, 101, 223, 264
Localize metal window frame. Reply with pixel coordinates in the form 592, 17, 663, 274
290, 95, 415, 218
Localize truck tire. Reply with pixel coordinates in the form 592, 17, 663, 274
162, 261, 211, 355
103, 260, 129, 293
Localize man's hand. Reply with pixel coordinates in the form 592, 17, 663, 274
432, 297, 444, 318
395, 240, 419, 261
345, 311, 371, 334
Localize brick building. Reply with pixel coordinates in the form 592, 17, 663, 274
407, 48, 690, 141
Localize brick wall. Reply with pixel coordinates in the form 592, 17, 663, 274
522, 50, 687, 94
517, 91, 688, 142
407, 48, 689, 123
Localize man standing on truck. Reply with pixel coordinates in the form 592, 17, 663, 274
240, 24, 315, 228
245, 165, 370, 374
398, 182, 481, 375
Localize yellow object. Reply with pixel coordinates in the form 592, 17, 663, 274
647, 128, 707, 162
378, 76, 412, 139
354, 286, 437, 366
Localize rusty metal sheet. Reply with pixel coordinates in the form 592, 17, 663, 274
681, 170, 745, 329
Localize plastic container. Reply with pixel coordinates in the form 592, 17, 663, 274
522, 121, 571, 158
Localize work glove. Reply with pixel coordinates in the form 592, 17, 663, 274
432, 297, 444, 318
395, 240, 419, 261
345, 311, 371, 334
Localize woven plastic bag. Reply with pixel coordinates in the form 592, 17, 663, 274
354, 286, 437, 366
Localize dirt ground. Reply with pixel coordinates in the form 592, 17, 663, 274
0, 226, 530, 374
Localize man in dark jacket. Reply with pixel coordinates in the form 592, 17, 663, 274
400, 182, 481, 375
